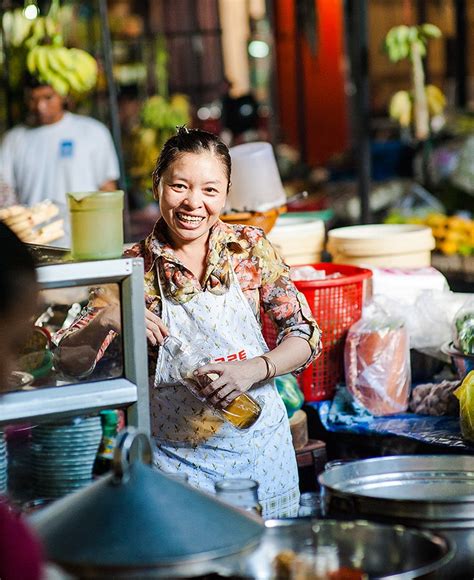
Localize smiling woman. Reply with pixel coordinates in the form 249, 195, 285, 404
56, 127, 322, 519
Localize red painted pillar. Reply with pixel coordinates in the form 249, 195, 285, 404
274, 0, 348, 166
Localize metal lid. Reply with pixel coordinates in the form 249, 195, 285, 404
320, 455, 474, 522
31, 429, 264, 577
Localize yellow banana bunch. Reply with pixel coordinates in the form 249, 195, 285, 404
426, 84, 446, 116
26, 44, 98, 96
389, 90, 412, 127
389, 85, 447, 128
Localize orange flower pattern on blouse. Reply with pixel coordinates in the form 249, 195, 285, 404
124, 219, 321, 378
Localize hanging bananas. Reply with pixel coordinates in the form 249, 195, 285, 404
389, 85, 447, 127
389, 91, 412, 127
384, 23, 441, 63
26, 44, 98, 96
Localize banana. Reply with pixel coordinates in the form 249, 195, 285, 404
46, 68, 69, 96
421, 23, 441, 39
26, 45, 40, 75
426, 84, 446, 116
34, 46, 50, 83
389, 90, 412, 127
69, 48, 98, 91
46, 46, 84, 93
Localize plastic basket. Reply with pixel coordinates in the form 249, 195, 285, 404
262, 263, 372, 402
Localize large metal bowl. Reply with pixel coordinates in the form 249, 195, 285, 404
242, 518, 451, 579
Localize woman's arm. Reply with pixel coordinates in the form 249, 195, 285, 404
195, 229, 320, 408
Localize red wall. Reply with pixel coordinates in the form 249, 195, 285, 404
274, 0, 348, 166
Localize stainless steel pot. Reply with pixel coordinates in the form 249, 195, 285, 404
242, 518, 451, 579
320, 455, 474, 578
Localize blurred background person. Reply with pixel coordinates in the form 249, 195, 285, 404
0, 222, 44, 580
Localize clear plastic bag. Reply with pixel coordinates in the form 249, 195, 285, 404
344, 300, 411, 416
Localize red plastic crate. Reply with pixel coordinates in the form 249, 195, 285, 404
262, 263, 372, 401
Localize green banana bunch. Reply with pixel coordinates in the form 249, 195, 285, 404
141, 94, 190, 130
384, 25, 411, 62
26, 44, 98, 96
384, 23, 441, 63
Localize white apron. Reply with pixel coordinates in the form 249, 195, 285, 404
151, 259, 300, 518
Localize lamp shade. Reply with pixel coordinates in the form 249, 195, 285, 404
226, 142, 287, 213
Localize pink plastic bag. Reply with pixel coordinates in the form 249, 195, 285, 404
344, 302, 411, 416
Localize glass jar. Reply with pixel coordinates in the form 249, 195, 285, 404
162, 336, 262, 430
298, 492, 322, 518
214, 478, 263, 516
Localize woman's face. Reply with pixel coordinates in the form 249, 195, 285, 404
156, 152, 228, 247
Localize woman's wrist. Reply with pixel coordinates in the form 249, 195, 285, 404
257, 354, 277, 381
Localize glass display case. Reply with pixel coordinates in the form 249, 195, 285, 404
0, 250, 150, 432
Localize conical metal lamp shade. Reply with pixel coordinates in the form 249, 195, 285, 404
30, 430, 264, 578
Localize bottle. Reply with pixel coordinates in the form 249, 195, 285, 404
93, 410, 119, 476
162, 336, 262, 430
214, 478, 263, 516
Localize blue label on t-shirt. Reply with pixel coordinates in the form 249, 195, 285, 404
59, 140, 74, 158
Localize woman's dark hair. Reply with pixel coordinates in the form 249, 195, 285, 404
0, 222, 36, 316
152, 127, 231, 192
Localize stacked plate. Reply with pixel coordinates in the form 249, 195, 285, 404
0, 430, 7, 494
32, 416, 102, 499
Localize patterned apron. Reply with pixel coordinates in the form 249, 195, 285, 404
151, 259, 300, 518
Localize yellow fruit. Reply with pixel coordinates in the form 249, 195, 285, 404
447, 216, 470, 231
439, 240, 458, 255
425, 212, 447, 228
432, 226, 447, 240
389, 90, 412, 127
426, 85, 446, 116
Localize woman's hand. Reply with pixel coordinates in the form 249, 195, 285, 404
194, 357, 267, 408
145, 308, 169, 346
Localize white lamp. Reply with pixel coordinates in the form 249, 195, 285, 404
226, 142, 287, 213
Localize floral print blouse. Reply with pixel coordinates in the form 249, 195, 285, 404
57, 219, 321, 379
126, 219, 321, 378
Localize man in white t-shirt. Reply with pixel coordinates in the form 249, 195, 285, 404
0, 78, 120, 243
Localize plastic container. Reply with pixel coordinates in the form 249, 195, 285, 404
226, 142, 287, 213
267, 214, 325, 265
262, 263, 372, 401
67, 191, 124, 260
327, 224, 435, 268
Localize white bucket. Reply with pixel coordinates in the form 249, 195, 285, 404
327, 224, 435, 268
226, 142, 287, 213
267, 215, 325, 265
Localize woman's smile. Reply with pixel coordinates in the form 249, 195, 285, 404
175, 212, 206, 228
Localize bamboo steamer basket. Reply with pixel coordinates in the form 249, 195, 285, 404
327, 224, 435, 268
267, 215, 325, 265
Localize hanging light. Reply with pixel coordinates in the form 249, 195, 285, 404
23, 1, 39, 20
